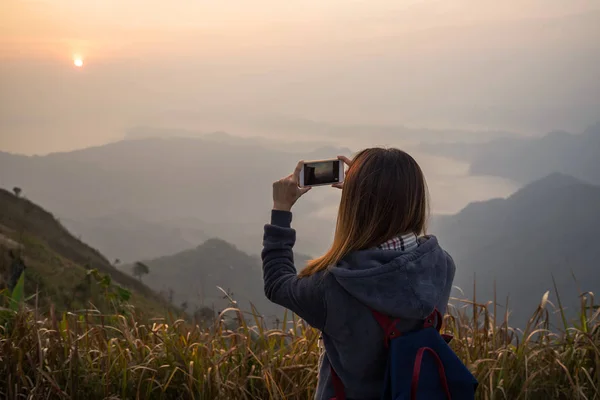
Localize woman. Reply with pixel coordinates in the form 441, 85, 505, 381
262, 148, 456, 400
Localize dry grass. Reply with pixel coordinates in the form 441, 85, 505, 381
1, 290, 599, 399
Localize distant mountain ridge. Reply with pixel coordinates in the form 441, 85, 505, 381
124, 127, 353, 155
120, 237, 312, 321
420, 122, 600, 186
62, 212, 208, 263
432, 173, 600, 327
0, 136, 345, 259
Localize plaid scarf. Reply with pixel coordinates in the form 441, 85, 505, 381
377, 233, 418, 252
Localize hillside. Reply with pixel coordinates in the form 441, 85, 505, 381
420, 122, 600, 185
120, 238, 312, 322
431, 173, 600, 326
0, 188, 174, 315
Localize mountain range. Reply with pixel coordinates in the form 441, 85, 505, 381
116, 171, 600, 328
420, 122, 600, 186
111, 172, 600, 329
3, 170, 597, 328
0, 134, 344, 261
2, 124, 599, 328
431, 173, 600, 327
119, 238, 312, 323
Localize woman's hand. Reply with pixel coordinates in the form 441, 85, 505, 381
332, 155, 353, 189
272, 161, 312, 212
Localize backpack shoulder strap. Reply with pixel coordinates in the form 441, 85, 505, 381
372, 308, 443, 332
330, 366, 346, 400
370, 309, 402, 348
422, 308, 443, 331
329, 309, 402, 399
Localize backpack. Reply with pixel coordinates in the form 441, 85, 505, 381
330, 308, 478, 400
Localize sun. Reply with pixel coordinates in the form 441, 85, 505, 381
73, 58, 84, 68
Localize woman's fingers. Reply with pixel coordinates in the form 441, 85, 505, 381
338, 155, 353, 167
271, 161, 313, 211
332, 155, 352, 190
293, 160, 304, 184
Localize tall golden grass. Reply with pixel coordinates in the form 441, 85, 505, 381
1, 289, 599, 399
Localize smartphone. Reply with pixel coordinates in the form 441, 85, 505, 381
299, 159, 345, 188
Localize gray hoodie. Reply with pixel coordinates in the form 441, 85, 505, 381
262, 210, 456, 400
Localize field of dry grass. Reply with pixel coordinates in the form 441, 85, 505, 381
1, 283, 599, 400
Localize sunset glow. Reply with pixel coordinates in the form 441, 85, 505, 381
73, 58, 83, 68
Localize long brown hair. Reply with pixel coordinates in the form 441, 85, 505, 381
299, 148, 429, 277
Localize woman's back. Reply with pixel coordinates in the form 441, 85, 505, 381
262, 223, 455, 399
313, 236, 455, 399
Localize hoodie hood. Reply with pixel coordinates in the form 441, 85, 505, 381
329, 235, 455, 319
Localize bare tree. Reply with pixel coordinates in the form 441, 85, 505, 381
132, 262, 150, 281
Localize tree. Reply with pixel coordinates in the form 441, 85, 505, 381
132, 262, 150, 281
12, 187, 22, 197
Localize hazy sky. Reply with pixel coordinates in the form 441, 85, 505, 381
1, 0, 600, 154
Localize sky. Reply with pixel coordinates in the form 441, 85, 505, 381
1, 0, 600, 154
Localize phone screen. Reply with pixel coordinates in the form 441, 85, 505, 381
303, 160, 340, 186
